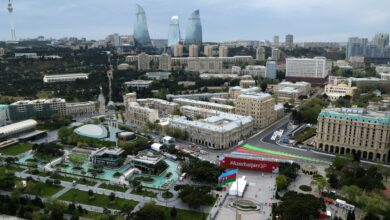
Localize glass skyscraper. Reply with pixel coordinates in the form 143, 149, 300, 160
133, 4, 152, 47
168, 16, 181, 47
185, 10, 202, 46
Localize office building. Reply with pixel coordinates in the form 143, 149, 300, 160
285, 34, 294, 48
273, 81, 311, 104
235, 92, 276, 129
271, 48, 281, 60
9, 99, 66, 121
173, 44, 183, 57
273, 35, 280, 47
186, 57, 223, 73
185, 10, 202, 46
106, 33, 121, 47
256, 47, 265, 61
124, 80, 153, 90
372, 33, 389, 47
133, 4, 152, 47
173, 98, 235, 113
315, 108, 390, 162
219, 45, 228, 57
137, 52, 150, 70
204, 45, 214, 57
189, 44, 199, 57
285, 57, 330, 84
125, 101, 159, 127
0, 105, 10, 126
346, 35, 390, 59
90, 147, 126, 167
146, 72, 171, 80
241, 65, 266, 78
266, 60, 277, 79
325, 81, 358, 101
158, 53, 171, 71
167, 16, 181, 47
167, 107, 253, 149
43, 73, 89, 83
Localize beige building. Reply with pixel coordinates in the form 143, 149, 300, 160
0, 48, 4, 56
166, 108, 253, 149
66, 102, 96, 116
235, 92, 276, 129
204, 45, 214, 57
189, 44, 199, 57
273, 35, 280, 47
138, 52, 150, 70
173, 44, 183, 57
173, 98, 235, 113
285, 34, 294, 48
256, 47, 265, 61
272, 48, 281, 60
159, 53, 171, 71
273, 81, 311, 104
219, 45, 228, 57
315, 108, 390, 162
228, 86, 261, 99
125, 102, 159, 127
239, 80, 256, 88
325, 81, 357, 101
137, 98, 179, 116
186, 57, 223, 74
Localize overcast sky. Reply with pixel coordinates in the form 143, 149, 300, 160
0, 0, 389, 42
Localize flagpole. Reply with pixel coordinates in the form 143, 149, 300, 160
235, 168, 238, 220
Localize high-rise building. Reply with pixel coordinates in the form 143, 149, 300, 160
185, 10, 202, 46
266, 60, 277, 79
219, 45, 229, 57
285, 34, 294, 48
159, 53, 171, 71
168, 16, 181, 47
189, 44, 199, 57
106, 33, 121, 48
204, 45, 213, 57
285, 57, 330, 84
271, 48, 281, 60
315, 108, 390, 162
273, 35, 280, 47
0, 48, 4, 56
133, 4, 152, 47
236, 92, 276, 129
256, 47, 265, 61
0, 105, 10, 126
138, 52, 150, 70
372, 33, 389, 47
219, 45, 228, 57
173, 44, 183, 57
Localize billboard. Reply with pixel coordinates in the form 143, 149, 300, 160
220, 156, 279, 173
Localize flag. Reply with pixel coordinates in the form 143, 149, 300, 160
218, 169, 237, 186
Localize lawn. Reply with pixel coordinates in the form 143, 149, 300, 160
99, 183, 128, 192
59, 189, 138, 210
26, 182, 64, 197
131, 189, 157, 198
0, 143, 32, 156
26, 169, 50, 177
50, 174, 97, 186
160, 206, 206, 220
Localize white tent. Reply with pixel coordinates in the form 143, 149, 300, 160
228, 176, 247, 197
151, 143, 163, 152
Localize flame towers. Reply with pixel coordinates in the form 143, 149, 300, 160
168, 16, 181, 47
185, 10, 202, 46
134, 4, 152, 47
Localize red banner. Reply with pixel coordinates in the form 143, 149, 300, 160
220, 156, 279, 173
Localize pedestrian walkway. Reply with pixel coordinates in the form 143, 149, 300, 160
51, 186, 71, 199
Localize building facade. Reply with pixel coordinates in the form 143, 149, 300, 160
285, 34, 294, 48
168, 16, 181, 47
9, 99, 66, 121
189, 44, 199, 57
271, 48, 281, 60
235, 92, 276, 129
66, 102, 96, 116
285, 57, 330, 84
266, 60, 277, 79
173, 44, 183, 57
138, 52, 150, 70
186, 57, 223, 73
0, 105, 10, 126
273, 81, 311, 104
43, 73, 89, 83
137, 98, 179, 116
256, 47, 265, 61
315, 108, 390, 162
185, 10, 202, 46
324, 82, 357, 101
219, 45, 228, 57
158, 53, 171, 71
125, 102, 159, 127
134, 4, 152, 47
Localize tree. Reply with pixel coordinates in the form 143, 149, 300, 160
341, 185, 362, 204
313, 175, 327, 195
276, 175, 289, 191
364, 213, 380, 220
260, 81, 268, 92
170, 207, 177, 219
178, 185, 213, 209
347, 210, 356, 220
132, 203, 166, 220
109, 192, 116, 204
88, 189, 94, 200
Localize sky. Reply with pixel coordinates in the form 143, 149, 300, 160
0, 0, 389, 42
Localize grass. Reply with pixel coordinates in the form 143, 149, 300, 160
0, 143, 32, 156
99, 183, 128, 192
299, 185, 312, 192
160, 206, 206, 220
59, 189, 138, 210
131, 189, 157, 198
26, 182, 64, 197
294, 127, 316, 143
50, 173, 97, 186
26, 169, 50, 177
162, 191, 174, 199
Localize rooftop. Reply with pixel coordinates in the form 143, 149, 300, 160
173, 98, 235, 110
11, 98, 66, 106
238, 92, 272, 101
319, 108, 390, 125
92, 147, 125, 157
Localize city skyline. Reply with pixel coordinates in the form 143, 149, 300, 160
0, 0, 390, 42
